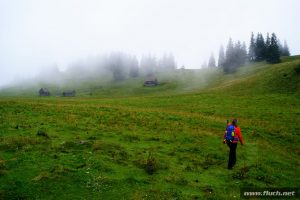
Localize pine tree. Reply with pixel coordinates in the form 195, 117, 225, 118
158, 53, 177, 70
266, 33, 281, 64
238, 41, 248, 66
223, 38, 235, 73
242, 42, 247, 63
218, 45, 225, 67
108, 52, 127, 81
129, 56, 139, 78
265, 33, 271, 61
278, 40, 284, 56
208, 53, 216, 68
222, 38, 248, 73
255, 33, 266, 61
140, 55, 157, 76
282, 40, 290, 56
238, 41, 243, 64
248, 32, 256, 61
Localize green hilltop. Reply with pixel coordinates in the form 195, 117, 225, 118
0, 56, 300, 199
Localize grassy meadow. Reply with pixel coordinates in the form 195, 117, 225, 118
0, 56, 300, 199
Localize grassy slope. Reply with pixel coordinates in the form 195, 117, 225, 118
0, 57, 300, 199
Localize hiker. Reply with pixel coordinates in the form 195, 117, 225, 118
223, 119, 244, 169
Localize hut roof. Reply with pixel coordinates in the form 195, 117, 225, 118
145, 76, 157, 82
40, 88, 49, 92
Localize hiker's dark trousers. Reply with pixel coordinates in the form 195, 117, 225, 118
227, 142, 237, 169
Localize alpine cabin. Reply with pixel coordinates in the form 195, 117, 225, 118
39, 88, 50, 96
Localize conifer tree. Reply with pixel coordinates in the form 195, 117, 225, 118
208, 53, 216, 68
278, 40, 284, 56
140, 55, 157, 76
266, 33, 281, 64
241, 42, 248, 65
129, 56, 139, 78
218, 45, 225, 67
248, 32, 256, 61
223, 38, 235, 73
158, 53, 177, 70
265, 33, 271, 61
282, 40, 291, 56
255, 33, 266, 61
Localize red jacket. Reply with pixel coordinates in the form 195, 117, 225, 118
223, 125, 244, 145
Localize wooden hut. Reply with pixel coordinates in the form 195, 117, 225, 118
62, 90, 76, 97
144, 76, 158, 86
39, 88, 50, 96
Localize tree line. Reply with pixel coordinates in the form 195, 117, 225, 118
65, 32, 290, 82
206, 32, 290, 73
60, 52, 177, 83
105, 52, 177, 81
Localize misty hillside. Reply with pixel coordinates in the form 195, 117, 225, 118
1, 56, 299, 199
208, 55, 300, 95
1, 1, 300, 198
1, 56, 300, 97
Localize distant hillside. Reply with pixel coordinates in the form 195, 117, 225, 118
0, 68, 222, 97
206, 55, 300, 96
1, 56, 300, 97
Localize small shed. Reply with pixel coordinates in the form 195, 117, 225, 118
62, 90, 76, 97
144, 77, 158, 86
39, 88, 50, 96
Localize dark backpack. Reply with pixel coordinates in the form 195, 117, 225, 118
225, 125, 235, 142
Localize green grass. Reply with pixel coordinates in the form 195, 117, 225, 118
0, 56, 300, 199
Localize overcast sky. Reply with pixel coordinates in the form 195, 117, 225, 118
0, 0, 299, 87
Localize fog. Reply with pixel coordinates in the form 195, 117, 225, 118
0, 0, 300, 87
1, 52, 177, 92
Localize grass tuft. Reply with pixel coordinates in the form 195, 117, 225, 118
36, 130, 49, 139
144, 152, 158, 175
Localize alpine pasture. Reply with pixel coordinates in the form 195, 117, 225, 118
0, 56, 300, 199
